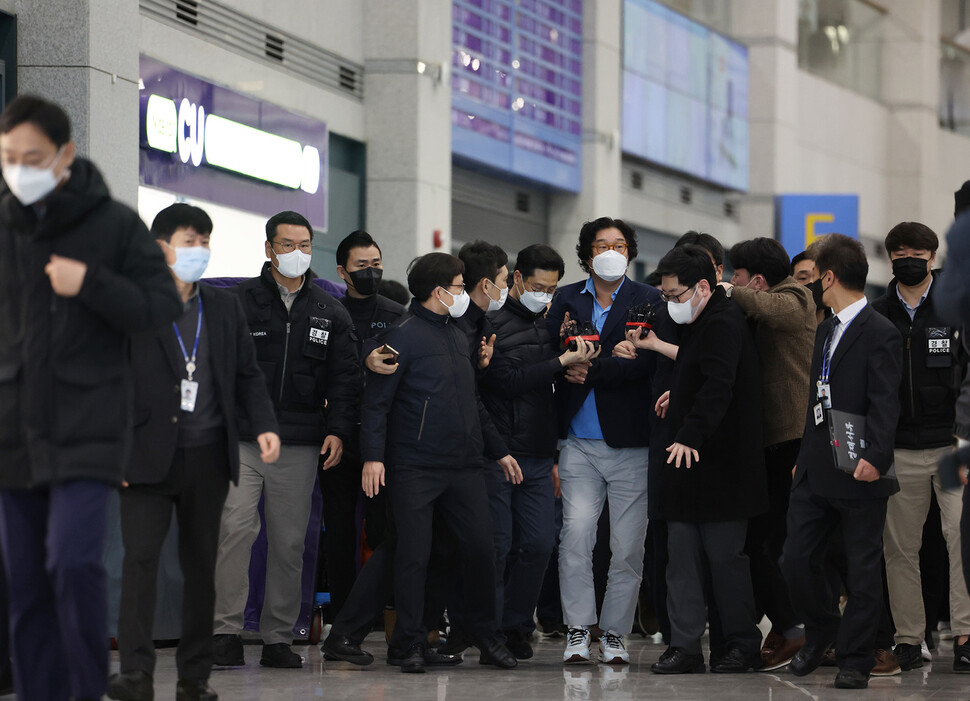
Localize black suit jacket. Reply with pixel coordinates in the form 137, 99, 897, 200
794, 303, 902, 500
545, 277, 661, 449
126, 283, 279, 485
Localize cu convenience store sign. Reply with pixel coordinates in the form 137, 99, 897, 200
139, 56, 328, 229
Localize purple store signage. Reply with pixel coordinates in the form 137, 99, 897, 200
139, 56, 329, 229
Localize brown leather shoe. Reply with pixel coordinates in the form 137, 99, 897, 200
761, 633, 805, 671
871, 648, 901, 676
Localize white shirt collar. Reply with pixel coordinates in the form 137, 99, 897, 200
834, 296, 867, 326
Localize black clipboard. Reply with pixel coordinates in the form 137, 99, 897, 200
827, 409, 896, 480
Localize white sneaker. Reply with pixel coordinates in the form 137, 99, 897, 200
599, 630, 630, 664
921, 640, 932, 661
563, 626, 592, 664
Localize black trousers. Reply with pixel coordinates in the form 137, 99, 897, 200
330, 501, 450, 645
118, 442, 229, 680
746, 439, 800, 634
320, 445, 387, 622
388, 464, 496, 650
783, 479, 888, 674
667, 520, 762, 656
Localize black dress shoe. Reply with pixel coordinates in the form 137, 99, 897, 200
390, 643, 426, 673
260, 643, 302, 669
834, 668, 869, 689
175, 679, 218, 701
438, 630, 470, 656
424, 648, 463, 666
504, 630, 534, 660
650, 648, 705, 674
789, 643, 831, 677
107, 671, 154, 701
711, 647, 764, 673
322, 634, 374, 666
211, 634, 244, 667
476, 636, 518, 669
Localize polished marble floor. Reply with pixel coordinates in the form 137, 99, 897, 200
118, 632, 970, 701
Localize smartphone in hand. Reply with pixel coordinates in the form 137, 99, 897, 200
380, 343, 400, 365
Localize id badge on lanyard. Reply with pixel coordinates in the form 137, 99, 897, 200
174, 296, 203, 413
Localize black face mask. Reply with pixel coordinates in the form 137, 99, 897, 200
347, 266, 383, 296
892, 257, 930, 287
806, 278, 825, 310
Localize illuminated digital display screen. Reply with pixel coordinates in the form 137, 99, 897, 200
451, 0, 583, 192
622, 0, 749, 191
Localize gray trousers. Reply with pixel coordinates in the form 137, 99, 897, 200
212, 441, 319, 644
667, 520, 761, 655
558, 436, 649, 635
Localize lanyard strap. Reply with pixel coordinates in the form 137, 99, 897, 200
172, 295, 203, 381
820, 315, 856, 383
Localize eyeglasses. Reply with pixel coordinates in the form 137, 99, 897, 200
272, 241, 313, 254
660, 285, 696, 304
445, 283, 465, 291
592, 241, 628, 255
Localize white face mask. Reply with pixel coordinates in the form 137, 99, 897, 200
440, 287, 471, 318
518, 280, 553, 313
3, 146, 67, 206
170, 246, 211, 283
274, 248, 312, 279
667, 286, 699, 325
591, 249, 628, 282
487, 281, 508, 312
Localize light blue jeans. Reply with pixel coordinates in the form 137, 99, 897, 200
558, 436, 649, 635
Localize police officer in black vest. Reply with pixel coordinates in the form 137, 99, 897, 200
211, 211, 360, 669
322, 230, 406, 619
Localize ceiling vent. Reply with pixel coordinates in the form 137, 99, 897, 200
141, 0, 364, 100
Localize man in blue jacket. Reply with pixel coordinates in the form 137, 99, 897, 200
545, 217, 661, 665
359, 252, 519, 673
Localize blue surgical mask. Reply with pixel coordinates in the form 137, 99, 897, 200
170, 246, 211, 283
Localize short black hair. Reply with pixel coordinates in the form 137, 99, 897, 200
814, 233, 868, 293
514, 243, 564, 280
150, 203, 213, 242
407, 252, 465, 302
0, 95, 71, 146
884, 221, 938, 254
458, 240, 508, 287
728, 237, 792, 287
378, 278, 410, 306
956, 180, 970, 218
266, 211, 313, 242
675, 231, 724, 267
656, 244, 716, 290
336, 230, 382, 268
790, 250, 811, 273
576, 217, 638, 273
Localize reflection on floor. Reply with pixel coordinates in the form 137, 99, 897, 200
118, 632, 970, 701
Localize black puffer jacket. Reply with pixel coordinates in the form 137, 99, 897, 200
872, 272, 967, 449
480, 296, 562, 458
234, 263, 360, 444
0, 159, 182, 488
361, 301, 505, 468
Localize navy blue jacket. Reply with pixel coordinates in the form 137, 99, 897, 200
545, 277, 661, 449
361, 301, 506, 468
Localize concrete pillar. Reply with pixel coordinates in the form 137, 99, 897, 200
16, 0, 140, 207
730, 0, 801, 242
363, 0, 453, 283
880, 0, 945, 229
548, 0, 624, 284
